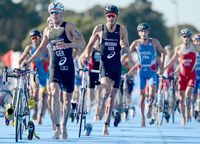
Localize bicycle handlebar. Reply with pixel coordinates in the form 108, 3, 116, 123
2, 66, 37, 84
2, 66, 8, 85
78, 66, 100, 74
158, 74, 178, 80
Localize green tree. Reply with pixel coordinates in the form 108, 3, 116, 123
0, 0, 41, 55
120, 0, 170, 46
21, 0, 51, 21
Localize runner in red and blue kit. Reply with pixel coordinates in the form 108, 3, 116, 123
165, 28, 199, 126
129, 22, 166, 127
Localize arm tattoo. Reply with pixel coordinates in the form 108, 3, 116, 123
74, 30, 81, 39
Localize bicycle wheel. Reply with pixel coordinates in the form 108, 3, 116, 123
159, 102, 165, 126
78, 88, 86, 137
171, 89, 176, 123
24, 86, 30, 122
15, 90, 23, 142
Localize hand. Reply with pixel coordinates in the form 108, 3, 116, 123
158, 65, 164, 75
78, 56, 88, 69
21, 60, 31, 68
56, 42, 68, 50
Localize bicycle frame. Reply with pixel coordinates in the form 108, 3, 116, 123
77, 65, 99, 137
2, 67, 36, 142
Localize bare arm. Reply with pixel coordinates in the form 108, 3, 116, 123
27, 29, 49, 63
78, 26, 101, 67
129, 40, 138, 53
127, 63, 139, 76
18, 45, 32, 65
120, 25, 129, 54
153, 38, 166, 66
164, 47, 179, 69
81, 26, 101, 58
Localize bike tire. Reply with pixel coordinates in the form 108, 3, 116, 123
159, 103, 165, 126
15, 90, 21, 142
24, 86, 30, 122
78, 88, 86, 137
171, 88, 176, 124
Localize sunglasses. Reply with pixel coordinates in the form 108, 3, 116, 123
31, 36, 40, 41
183, 36, 190, 38
106, 14, 116, 18
50, 11, 61, 15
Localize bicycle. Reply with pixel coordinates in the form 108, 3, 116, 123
76, 65, 99, 137
2, 66, 37, 142
168, 75, 179, 124
150, 75, 170, 126
157, 75, 171, 126
150, 75, 179, 125
113, 74, 135, 126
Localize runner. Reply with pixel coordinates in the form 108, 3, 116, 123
192, 33, 200, 121
22, 2, 85, 139
129, 22, 166, 127
79, 5, 129, 135
158, 45, 175, 113
164, 28, 198, 126
18, 29, 49, 124
46, 16, 56, 130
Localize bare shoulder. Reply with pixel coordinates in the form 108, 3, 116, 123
23, 44, 32, 54
119, 24, 127, 31
131, 39, 140, 47
130, 39, 140, 51
175, 45, 181, 52
93, 24, 103, 33
65, 22, 77, 31
25, 44, 32, 51
44, 26, 50, 33
152, 38, 161, 45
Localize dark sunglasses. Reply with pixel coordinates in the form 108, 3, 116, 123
106, 15, 116, 18
50, 11, 61, 15
183, 36, 190, 38
31, 36, 40, 41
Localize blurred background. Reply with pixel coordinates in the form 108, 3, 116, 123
0, 0, 199, 68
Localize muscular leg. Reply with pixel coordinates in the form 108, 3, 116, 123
47, 86, 55, 130
179, 91, 186, 126
30, 83, 39, 120
147, 85, 156, 118
61, 91, 72, 139
96, 77, 111, 121
185, 86, 194, 121
140, 90, 146, 127
50, 82, 61, 139
103, 87, 118, 135
38, 87, 48, 124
